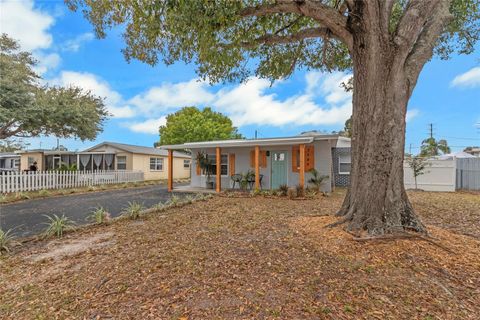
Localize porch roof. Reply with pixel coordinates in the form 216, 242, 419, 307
160, 134, 341, 150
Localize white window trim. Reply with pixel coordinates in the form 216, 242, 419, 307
150, 157, 164, 171
116, 156, 127, 170
201, 154, 229, 177
338, 156, 351, 175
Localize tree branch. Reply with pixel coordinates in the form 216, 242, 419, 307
240, 0, 353, 50
404, 0, 453, 93
394, 0, 441, 60
238, 27, 336, 49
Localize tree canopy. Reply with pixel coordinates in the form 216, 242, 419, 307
0, 34, 109, 140
157, 107, 242, 146
66, 0, 479, 83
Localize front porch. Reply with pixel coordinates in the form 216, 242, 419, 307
165, 140, 316, 193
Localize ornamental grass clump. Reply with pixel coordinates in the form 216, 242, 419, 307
43, 214, 75, 238
0, 228, 16, 254
87, 206, 110, 224
122, 201, 144, 220
278, 184, 289, 196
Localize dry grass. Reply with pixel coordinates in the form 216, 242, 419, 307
0, 190, 478, 319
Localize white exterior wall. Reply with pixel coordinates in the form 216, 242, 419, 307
404, 159, 456, 192
190, 140, 333, 192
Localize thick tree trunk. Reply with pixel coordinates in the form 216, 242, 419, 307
337, 6, 426, 235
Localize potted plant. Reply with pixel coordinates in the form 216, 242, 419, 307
196, 152, 215, 189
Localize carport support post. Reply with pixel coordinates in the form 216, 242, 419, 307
168, 149, 173, 192
216, 147, 221, 192
299, 144, 305, 189
255, 146, 260, 190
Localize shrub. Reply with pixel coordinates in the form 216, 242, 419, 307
87, 207, 110, 224
43, 214, 75, 238
250, 188, 262, 197
296, 184, 305, 198
122, 201, 144, 220
308, 169, 329, 191
153, 202, 167, 212
278, 184, 289, 196
87, 186, 97, 192
99, 184, 108, 190
166, 194, 180, 207
287, 188, 297, 199
184, 195, 194, 204
0, 228, 16, 254
38, 189, 51, 197
16, 192, 30, 200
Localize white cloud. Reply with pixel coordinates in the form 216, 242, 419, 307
129, 79, 215, 115
451, 67, 480, 88
406, 109, 420, 122
0, 0, 54, 51
33, 52, 61, 75
213, 72, 352, 127
125, 117, 167, 134
63, 32, 95, 52
49, 71, 135, 118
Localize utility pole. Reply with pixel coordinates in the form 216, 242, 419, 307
254, 130, 257, 139
429, 123, 433, 139
409, 143, 412, 155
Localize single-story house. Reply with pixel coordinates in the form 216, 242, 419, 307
160, 132, 351, 192
17, 141, 191, 181
0, 152, 20, 172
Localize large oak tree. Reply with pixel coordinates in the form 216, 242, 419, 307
67, 0, 479, 235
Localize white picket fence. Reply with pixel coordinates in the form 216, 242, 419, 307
0, 170, 144, 194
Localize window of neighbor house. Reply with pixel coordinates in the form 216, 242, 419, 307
338, 155, 351, 174
208, 154, 228, 176
117, 156, 127, 170
183, 159, 190, 169
150, 157, 164, 171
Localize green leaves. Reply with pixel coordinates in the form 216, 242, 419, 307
0, 34, 109, 140
65, 0, 478, 84
158, 106, 242, 145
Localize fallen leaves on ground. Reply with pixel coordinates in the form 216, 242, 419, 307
0, 190, 478, 319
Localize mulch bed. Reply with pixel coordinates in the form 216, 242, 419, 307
0, 190, 479, 319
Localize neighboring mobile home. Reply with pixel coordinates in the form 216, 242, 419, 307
17, 142, 191, 181
160, 132, 351, 192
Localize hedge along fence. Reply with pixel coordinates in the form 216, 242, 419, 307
0, 170, 144, 194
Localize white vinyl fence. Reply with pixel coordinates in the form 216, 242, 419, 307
404, 159, 456, 192
0, 170, 144, 194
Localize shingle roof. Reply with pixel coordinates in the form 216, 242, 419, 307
83, 142, 191, 158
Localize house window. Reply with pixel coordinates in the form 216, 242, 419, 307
183, 159, 190, 169
338, 155, 351, 174
209, 154, 228, 176
150, 157, 164, 171
117, 156, 127, 170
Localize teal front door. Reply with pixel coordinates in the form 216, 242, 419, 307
271, 151, 287, 189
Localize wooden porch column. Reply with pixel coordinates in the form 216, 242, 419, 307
299, 144, 305, 189
167, 149, 173, 192
254, 146, 260, 190
216, 147, 221, 192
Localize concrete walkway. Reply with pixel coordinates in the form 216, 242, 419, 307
0, 184, 189, 238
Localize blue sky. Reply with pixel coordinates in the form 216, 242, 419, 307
1, 0, 479, 153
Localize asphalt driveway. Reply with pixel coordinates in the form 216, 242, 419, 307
0, 184, 188, 238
